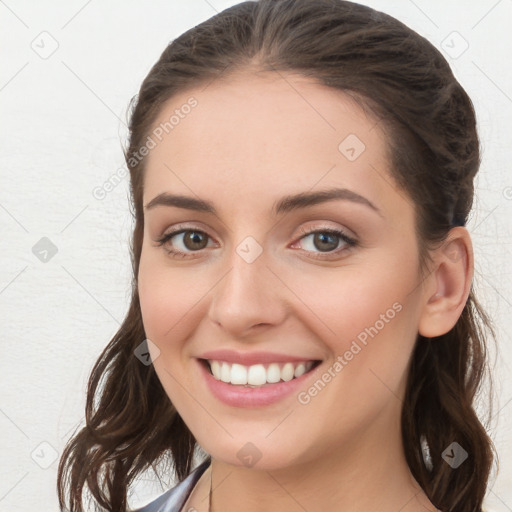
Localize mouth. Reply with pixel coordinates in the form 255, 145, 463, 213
198, 358, 322, 388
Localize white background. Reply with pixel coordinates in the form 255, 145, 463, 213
1, 0, 511, 510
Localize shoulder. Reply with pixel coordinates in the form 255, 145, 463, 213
132, 459, 211, 512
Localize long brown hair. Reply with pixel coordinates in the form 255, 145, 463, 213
57, 1, 497, 510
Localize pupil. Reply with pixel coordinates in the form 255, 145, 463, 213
315, 233, 338, 252
186, 231, 207, 250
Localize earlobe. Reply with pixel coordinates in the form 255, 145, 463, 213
418, 228, 474, 338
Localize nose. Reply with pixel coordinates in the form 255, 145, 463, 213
207, 247, 289, 338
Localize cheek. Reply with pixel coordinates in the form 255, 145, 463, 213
290, 255, 421, 399
137, 257, 205, 403
138, 255, 199, 344
291, 270, 418, 439
293, 262, 414, 341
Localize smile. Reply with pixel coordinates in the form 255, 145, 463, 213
203, 359, 319, 387
196, 357, 323, 407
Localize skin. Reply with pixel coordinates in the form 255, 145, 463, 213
137, 69, 473, 512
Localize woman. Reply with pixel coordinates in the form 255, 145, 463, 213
57, 0, 497, 511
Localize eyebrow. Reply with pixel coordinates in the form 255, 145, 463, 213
144, 187, 382, 217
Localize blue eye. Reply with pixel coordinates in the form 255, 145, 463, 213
293, 227, 357, 259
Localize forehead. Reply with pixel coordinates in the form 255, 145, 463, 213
142, 71, 402, 218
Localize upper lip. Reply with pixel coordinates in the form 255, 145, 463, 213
198, 349, 321, 366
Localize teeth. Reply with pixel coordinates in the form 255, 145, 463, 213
267, 363, 281, 383
211, 360, 221, 379
231, 363, 247, 385
220, 362, 231, 383
281, 362, 295, 382
207, 359, 316, 386
248, 364, 267, 386
294, 362, 306, 378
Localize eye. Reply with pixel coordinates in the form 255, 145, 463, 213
154, 224, 358, 260
154, 226, 216, 258
291, 226, 357, 260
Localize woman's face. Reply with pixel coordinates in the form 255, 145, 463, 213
138, 71, 431, 470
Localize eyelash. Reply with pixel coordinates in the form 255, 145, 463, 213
154, 224, 358, 260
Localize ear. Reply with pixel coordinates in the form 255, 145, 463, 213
418, 227, 474, 338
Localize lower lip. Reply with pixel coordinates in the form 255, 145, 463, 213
197, 359, 321, 408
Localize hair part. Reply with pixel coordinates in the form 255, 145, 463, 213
58, 1, 497, 510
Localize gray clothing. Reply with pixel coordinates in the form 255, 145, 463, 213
133, 459, 211, 512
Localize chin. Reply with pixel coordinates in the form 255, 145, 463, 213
196, 429, 312, 471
